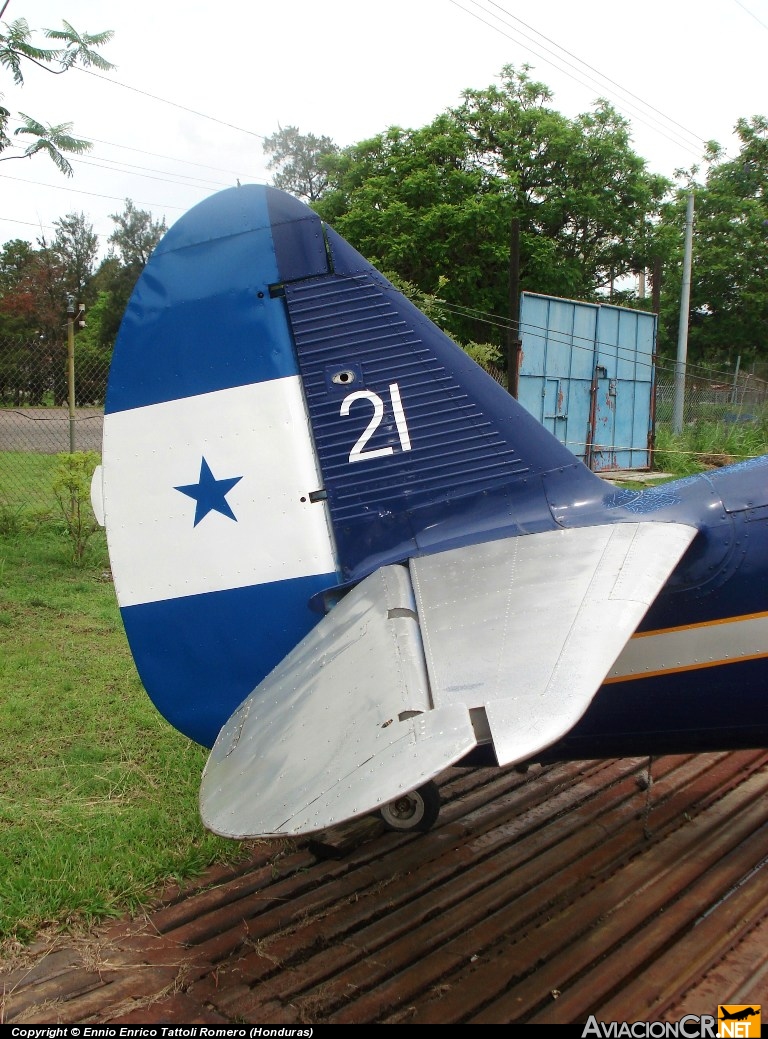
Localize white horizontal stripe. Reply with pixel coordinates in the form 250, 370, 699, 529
103, 379, 337, 607
608, 614, 768, 681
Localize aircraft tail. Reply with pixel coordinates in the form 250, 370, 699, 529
97, 185, 606, 747
269, 189, 606, 585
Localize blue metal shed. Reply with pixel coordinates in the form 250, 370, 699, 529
517, 292, 657, 472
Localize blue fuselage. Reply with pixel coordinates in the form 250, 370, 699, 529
519, 458, 768, 761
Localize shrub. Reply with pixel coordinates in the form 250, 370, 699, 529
52, 451, 101, 563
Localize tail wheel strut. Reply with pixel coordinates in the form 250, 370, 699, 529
379, 780, 441, 833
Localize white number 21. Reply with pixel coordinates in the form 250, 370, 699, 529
340, 382, 412, 464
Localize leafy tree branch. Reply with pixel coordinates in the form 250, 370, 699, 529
0, 14, 113, 175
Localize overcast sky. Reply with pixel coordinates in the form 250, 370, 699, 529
1, 0, 766, 259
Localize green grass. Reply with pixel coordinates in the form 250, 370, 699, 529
0, 451, 60, 522
0, 524, 247, 949
654, 421, 768, 476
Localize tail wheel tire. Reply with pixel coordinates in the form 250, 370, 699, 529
380, 780, 441, 833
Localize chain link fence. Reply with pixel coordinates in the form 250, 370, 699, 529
2, 330, 768, 516
654, 371, 768, 425
0, 332, 106, 516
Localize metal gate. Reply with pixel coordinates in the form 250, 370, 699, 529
517, 292, 656, 472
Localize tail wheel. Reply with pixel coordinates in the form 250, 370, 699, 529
380, 780, 441, 833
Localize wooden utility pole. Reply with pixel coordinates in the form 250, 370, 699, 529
507, 216, 522, 398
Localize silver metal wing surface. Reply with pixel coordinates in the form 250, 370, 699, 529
200, 563, 477, 837
200, 522, 697, 837
409, 522, 697, 767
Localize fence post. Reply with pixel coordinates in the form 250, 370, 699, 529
66, 295, 76, 452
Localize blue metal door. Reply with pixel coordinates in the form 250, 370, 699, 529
519, 294, 656, 472
517, 293, 598, 465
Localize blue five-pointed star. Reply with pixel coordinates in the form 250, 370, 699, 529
175, 457, 243, 527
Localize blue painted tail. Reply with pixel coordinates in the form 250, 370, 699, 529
277, 196, 606, 584
99, 185, 606, 747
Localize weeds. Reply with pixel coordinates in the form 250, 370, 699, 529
653, 421, 768, 476
51, 452, 101, 564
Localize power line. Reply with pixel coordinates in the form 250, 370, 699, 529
0, 215, 62, 234
77, 132, 268, 181
73, 67, 267, 142
482, 0, 708, 151
3, 138, 228, 192
4, 121, 267, 198
73, 155, 228, 192
448, 0, 708, 161
733, 0, 768, 31
6, 116, 268, 181
0, 169, 191, 213
2, 69, 271, 220
435, 298, 750, 383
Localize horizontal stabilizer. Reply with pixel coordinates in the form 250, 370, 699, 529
201, 521, 696, 837
410, 522, 697, 766
200, 564, 477, 838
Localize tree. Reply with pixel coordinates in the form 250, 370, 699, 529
107, 198, 166, 268
71, 288, 111, 403
86, 200, 167, 350
51, 210, 98, 302
0, 235, 63, 403
452, 66, 670, 303
0, 236, 62, 337
316, 66, 669, 351
0, 236, 34, 300
263, 125, 340, 203
537, 101, 670, 297
656, 116, 768, 366
0, 237, 35, 403
0, 213, 99, 404
0, 13, 113, 175
317, 115, 505, 345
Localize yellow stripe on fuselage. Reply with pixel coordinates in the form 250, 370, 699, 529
605, 610, 768, 684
